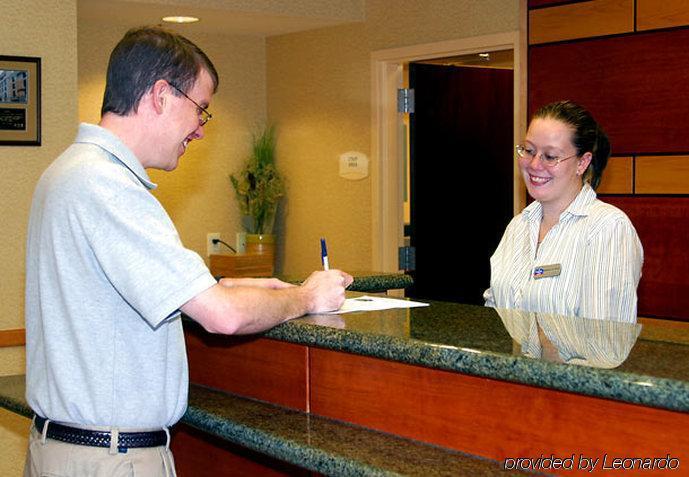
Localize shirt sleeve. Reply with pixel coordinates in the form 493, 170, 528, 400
579, 217, 643, 323
86, 177, 217, 328
483, 287, 496, 307
484, 215, 521, 309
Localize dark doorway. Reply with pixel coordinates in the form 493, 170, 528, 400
406, 62, 514, 304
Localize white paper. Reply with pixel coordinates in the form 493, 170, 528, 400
322, 295, 429, 315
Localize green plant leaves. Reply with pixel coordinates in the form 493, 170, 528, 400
230, 125, 285, 234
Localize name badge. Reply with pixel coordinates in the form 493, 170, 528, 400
533, 263, 561, 279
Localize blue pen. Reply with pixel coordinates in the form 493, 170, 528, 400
320, 238, 329, 271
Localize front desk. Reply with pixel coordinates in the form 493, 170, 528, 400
2, 296, 689, 475
174, 299, 689, 475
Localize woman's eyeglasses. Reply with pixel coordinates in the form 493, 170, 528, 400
515, 144, 578, 168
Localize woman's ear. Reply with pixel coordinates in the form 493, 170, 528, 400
577, 151, 593, 176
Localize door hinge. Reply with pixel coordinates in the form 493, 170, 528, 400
397, 88, 415, 113
398, 246, 416, 271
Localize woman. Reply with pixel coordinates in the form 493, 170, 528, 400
484, 100, 643, 322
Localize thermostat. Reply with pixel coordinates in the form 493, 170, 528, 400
339, 151, 369, 180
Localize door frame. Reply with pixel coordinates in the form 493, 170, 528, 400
370, 30, 526, 272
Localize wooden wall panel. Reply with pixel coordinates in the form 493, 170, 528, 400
636, 156, 689, 194
529, 0, 633, 45
310, 348, 689, 464
603, 197, 689, 320
185, 330, 309, 411
637, 0, 689, 31
530, 29, 689, 155
596, 156, 632, 194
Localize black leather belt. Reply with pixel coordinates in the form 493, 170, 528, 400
34, 414, 168, 451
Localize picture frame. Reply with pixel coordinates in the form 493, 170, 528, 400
0, 55, 41, 146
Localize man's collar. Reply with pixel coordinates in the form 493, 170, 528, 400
75, 123, 157, 190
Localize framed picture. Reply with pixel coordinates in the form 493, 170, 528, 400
0, 55, 41, 146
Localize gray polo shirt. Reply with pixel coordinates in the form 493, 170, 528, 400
25, 123, 217, 428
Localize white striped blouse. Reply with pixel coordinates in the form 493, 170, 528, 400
484, 183, 644, 323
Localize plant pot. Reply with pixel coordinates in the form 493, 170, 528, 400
245, 234, 275, 257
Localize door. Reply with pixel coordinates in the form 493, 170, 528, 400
407, 63, 513, 304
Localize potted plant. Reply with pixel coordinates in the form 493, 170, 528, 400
230, 124, 285, 256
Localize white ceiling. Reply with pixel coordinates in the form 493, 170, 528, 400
78, 0, 364, 37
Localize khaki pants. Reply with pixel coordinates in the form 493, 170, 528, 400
24, 422, 177, 477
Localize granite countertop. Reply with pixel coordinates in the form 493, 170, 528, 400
0, 375, 528, 476
345, 272, 412, 293
281, 271, 413, 293
243, 298, 689, 413
183, 383, 528, 476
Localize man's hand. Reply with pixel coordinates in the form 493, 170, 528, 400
300, 270, 353, 313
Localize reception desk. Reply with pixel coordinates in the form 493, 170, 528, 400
174, 300, 689, 475
3, 298, 689, 475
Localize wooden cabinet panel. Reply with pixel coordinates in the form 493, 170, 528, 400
209, 253, 273, 278
636, 156, 689, 194
596, 156, 633, 194
185, 330, 309, 411
529, 0, 633, 45
604, 196, 689, 320
529, 0, 580, 7
530, 29, 689, 155
309, 348, 689, 462
637, 0, 689, 31
0, 329, 24, 347
172, 424, 308, 477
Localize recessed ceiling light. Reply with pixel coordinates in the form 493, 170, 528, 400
162, 16, 199, 24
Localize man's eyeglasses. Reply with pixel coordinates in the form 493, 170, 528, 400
515, 144, 578, 168
169, 83, 212, 127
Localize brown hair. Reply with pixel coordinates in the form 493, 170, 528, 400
101, 26, 219, 116
533, 100, 610, 189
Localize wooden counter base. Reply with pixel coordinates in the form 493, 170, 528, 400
185, 329, 308, 411
172, 424, 308, 477
184, 331, 688, 475
310, 348, 688, 473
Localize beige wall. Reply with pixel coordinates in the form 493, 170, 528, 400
78, 24, 267, 265
0, 0, 519, 342
267, 0, 519, 275
1, 0, 517, 468
0, 0, 77, 464
0, 0, 78, 372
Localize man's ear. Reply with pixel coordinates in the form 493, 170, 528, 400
150, 79, 171, 114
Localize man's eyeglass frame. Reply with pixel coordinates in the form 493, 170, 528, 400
169, 83, 212, 127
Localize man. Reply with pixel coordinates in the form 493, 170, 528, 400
24, 26, 351, 476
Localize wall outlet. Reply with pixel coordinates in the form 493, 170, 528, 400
236, 232, 247, 254
207, 232, 221, 257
